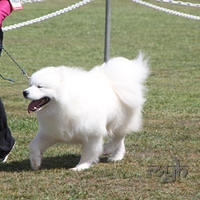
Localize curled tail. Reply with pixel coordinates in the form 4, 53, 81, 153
103, 52, 150, 108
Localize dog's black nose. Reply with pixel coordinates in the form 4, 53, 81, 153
23, 90, 29, 98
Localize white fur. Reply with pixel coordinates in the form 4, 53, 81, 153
23, 53, 149, 171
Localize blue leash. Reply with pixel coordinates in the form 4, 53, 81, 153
0, 47, 29, 82
0, 73, 14, 82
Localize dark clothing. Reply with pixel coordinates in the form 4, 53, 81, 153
0, 1, 15, 160
0, 28, 3, 55
0, 98, 15, 159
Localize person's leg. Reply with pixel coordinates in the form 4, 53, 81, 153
0, 1, 14, 161
0, 28, 3, 56
0, 98, 15, 162
0, 0, 12, 56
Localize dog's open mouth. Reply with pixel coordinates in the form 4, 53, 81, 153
28, 97, 50, 113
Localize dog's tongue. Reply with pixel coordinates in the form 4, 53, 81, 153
27, 97, 50, 113
28, 100, 41, 113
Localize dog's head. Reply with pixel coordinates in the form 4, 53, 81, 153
23, 67, 61, 113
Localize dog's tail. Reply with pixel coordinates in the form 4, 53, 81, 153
102, 52, 150, 108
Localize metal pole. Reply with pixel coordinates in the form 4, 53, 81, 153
104, 0, 111, 63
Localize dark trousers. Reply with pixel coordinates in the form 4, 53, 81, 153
0, 28, 3, 55
0, 98, 15, 158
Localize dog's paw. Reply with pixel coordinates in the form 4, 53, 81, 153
30, 162, 41, 170
107, 151, 125, 162
107, 155, 123, 162
30, 157, 41, 170
71, 163, 91, 171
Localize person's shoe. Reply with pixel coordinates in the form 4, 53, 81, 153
0, 154, 9, 163
0, 142, 15, 163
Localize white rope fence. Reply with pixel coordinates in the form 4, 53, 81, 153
154, 0, 200, 8
132, 0, 200, 21
2, 0, 93, 32
21, 0, 45, 4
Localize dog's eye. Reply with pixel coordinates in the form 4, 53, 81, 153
37, 85, 43, 88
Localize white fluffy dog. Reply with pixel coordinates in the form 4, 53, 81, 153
23, 53, 149, 171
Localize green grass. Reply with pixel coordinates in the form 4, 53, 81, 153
0, 0, 200, 199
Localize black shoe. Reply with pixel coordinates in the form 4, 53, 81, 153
0, 154, 9, 163
0, 142, 15, 163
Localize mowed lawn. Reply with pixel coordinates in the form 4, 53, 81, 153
0, 0, 199, 199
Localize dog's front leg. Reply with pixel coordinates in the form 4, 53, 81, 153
29, 133, 54, 170
72, 136, 103, 171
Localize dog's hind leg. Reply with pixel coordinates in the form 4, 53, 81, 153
104, 135, 126, 162
72, 136, 103, 171
29, 133, 55, 170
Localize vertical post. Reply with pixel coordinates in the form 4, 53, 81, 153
104, 0, 111, 63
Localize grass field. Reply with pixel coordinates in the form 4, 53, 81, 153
0, 0, 200, 199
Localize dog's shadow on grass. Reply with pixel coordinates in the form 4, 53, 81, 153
0, 154, 108, 172
0, 154, 80, 172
